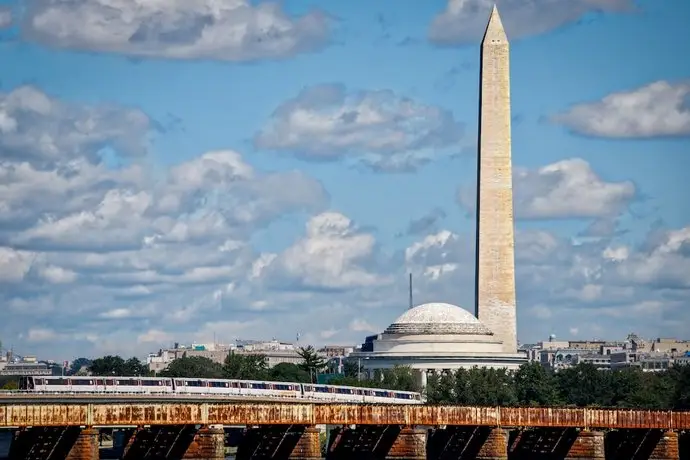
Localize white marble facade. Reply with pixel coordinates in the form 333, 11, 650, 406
349, 303, 526, 387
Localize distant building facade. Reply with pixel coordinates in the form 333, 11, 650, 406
0, 351, 52, 376
146, 339, 333, 374
521, 332, 690, 373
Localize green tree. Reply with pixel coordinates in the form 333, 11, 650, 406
89, 355, 147, 376
124, 357, 149, 376
0, 378, 18, 390
426, 372, 454, 403
325, 375, 381, 388
343, 360, 359, 378
160, 356, 224, 378
68, 358, 92, 376
297, 346, 327, 383
669, 363, 690, 410
513, 362, 560, 406
380, 366, 422, 392
556, 363, 613, 407
268, 363, 311, 383
452, 368, 473, 404
223, 352, 268, 380
89, 355, 126, 376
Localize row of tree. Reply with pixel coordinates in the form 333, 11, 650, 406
74, 345, 331, 383
425, 362, 690, 410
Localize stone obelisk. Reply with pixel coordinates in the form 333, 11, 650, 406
475, 5, 518, 354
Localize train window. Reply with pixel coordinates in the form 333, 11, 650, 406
71, 379, 95, 386
175, 380, 184, 386
303, 385, 313, 391
34, 378, 43, 385
48, 378, 69, 385
105, 379, 114, 386
141, 380, 162, 386
116, 379, 139, 386
231, 382, 239, 388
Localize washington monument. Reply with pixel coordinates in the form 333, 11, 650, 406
474, 5, 518, 354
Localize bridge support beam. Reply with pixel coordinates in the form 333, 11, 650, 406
649, 430, 679, 460
65, 427, 99, 460
476, 427, 508, 460
565, 430, 605, 460
385, 426, 426, 460
183, 426, 226, 460
289, 425, 322, 459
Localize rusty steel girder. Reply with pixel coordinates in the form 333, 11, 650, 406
1, 403, 689, 430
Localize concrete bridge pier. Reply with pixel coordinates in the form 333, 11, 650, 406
289, 425, 321, 459
565, 430, 605, 460
385, 425, 426, 460
476, 427, 508, 460
65, 427, 99, 460
182, 425, 226, 460
648, 430, 679, 460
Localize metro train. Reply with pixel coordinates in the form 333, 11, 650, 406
18, 375, 423, 404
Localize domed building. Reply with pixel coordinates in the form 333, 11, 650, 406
349, 7, 530, 387
350, 302, 525, 387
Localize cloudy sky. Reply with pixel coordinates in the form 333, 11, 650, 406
1, 0, 688, 361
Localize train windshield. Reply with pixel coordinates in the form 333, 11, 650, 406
19, 376, 33, 390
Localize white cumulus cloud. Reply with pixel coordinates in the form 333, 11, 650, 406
428, 0, 633, 45
257, 212, 392, 290
22, 0, 330, 61
255, 84, 464, 172
0, 85, 150, 166
0, 8, 11, 28
458, 158, 636, 220
552, 80, 690, 138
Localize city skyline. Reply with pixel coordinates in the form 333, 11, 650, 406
0, 0, 689, 361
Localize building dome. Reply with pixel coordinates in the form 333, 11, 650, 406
384, 302, 493, 335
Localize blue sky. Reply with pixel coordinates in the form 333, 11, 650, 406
0, 0, 688, 360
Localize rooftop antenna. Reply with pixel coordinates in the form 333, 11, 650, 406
408, 273, 413, 309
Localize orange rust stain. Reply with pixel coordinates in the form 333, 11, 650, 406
1, 403, 690, 430
501, 408, 585, 428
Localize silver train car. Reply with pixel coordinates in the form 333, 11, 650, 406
18, 376, 422, 404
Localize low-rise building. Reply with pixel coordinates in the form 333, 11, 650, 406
609, 351, 680, 372
146, 339, 321, 373
0, 360, 52, 376
574, 353, 611, 370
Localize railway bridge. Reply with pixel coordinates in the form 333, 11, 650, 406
1, 399, 689, 459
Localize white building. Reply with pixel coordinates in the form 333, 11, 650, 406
349, 303, 526, 387
147, 339, 313, 373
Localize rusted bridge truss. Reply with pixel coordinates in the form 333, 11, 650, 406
1, 403, 689, 429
